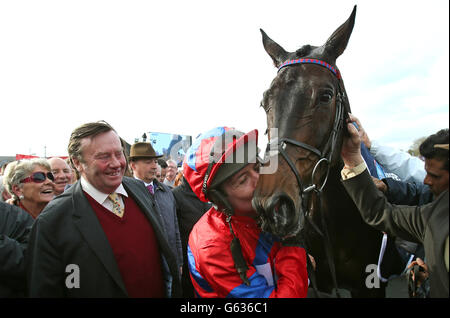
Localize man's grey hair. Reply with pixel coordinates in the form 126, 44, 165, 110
166, 159, 177, 167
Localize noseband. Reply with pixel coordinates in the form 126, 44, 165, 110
265, 58, 347, 297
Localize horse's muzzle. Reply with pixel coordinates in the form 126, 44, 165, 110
253, 192, 302, 238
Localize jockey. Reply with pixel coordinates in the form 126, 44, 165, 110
184, 126, 308, 298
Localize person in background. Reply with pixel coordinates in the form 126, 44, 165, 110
48, 157, 73, 196
340, 114, 448, 298
66, 157, 79, 183
0, 201, 34, 297
0, 176, 12, 202
2, 159, 55, 219
359, 121, 426, 184
157, 159, 168, 183
164, 159, 178, 188
155, 164, 163, 183
173, 175, 212, 297
173, 170, 183, 187
129, 142, 183, 279
26, 121, 181, 297
1, 161, 12, 176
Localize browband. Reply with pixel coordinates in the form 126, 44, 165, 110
278, 58, 341, 79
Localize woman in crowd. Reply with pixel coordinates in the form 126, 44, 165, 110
2, 158, 55, 219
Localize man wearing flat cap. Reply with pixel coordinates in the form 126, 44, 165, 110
129, 142, 183, 287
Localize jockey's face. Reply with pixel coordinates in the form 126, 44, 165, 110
222, 162, 260, 218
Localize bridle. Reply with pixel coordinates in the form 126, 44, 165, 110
269, 58, 346, 200
265, 58, 348, 297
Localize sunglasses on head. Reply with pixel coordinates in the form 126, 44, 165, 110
20, 171, 55, 184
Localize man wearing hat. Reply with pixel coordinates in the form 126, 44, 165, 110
129, 142, 183, 285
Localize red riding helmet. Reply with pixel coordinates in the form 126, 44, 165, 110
183, 127, 259, 203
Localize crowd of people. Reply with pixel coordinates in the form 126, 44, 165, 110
0, 117, 448, 298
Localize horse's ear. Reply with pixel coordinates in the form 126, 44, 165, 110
261, 29, 288, 68
323, 5, 357, 62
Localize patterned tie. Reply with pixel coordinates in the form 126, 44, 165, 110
107, 192, 124, 218
146, 184, 154, 195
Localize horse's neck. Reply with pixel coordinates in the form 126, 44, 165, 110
322, 166, 355, 216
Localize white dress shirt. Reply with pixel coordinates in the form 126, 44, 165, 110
80, 176, 128, 213
133, 177, 154, 191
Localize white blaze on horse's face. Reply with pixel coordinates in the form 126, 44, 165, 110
253, 6, 356, 238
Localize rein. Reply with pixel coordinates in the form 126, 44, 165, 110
267, 58, 347, 297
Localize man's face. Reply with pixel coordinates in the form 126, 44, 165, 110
166, 162, 177, 181
131, 158, 158, 183
160, 167, 167, 182
49, 157, 73, 195
423, 158, 449, 197
75, 130, 126, 194
222, 162, 260, 217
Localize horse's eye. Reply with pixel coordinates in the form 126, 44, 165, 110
319, 92, 333, 103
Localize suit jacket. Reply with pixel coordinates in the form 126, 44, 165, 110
26, 177, 182, 298
342, 169, 449, 298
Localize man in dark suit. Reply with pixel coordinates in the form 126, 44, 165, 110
26, 121, 181, 297
128, 141, 183, 293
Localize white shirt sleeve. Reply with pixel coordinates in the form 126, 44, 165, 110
369, 140, 426, 183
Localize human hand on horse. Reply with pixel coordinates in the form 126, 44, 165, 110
348, 113, 372, 149
407, 257, 430, 297
408, 258, 429, 285
341, 113, 365, 169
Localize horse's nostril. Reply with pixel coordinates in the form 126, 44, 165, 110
252, 197, 265, 216
276, 196, 295, 223
265, 194, 296, 237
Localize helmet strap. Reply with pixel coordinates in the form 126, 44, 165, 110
227, 215, 251, 286
208, 188, 250, 286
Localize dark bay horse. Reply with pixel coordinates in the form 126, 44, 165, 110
252, 6, 385, 297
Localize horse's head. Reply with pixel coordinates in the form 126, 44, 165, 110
253, 6, 356, 238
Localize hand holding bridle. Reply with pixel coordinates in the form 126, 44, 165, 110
341, 113, 364, 169
348, 113, 372, 149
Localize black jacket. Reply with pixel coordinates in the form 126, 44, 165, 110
383, 178, 433, 206
0, 201, 34, 297
26, 177, 182, 297
172, 178, 211, 297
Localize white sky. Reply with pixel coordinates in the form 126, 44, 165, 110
0, 0, 448, 157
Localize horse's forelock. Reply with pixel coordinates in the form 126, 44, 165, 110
295, 45, 313, 58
